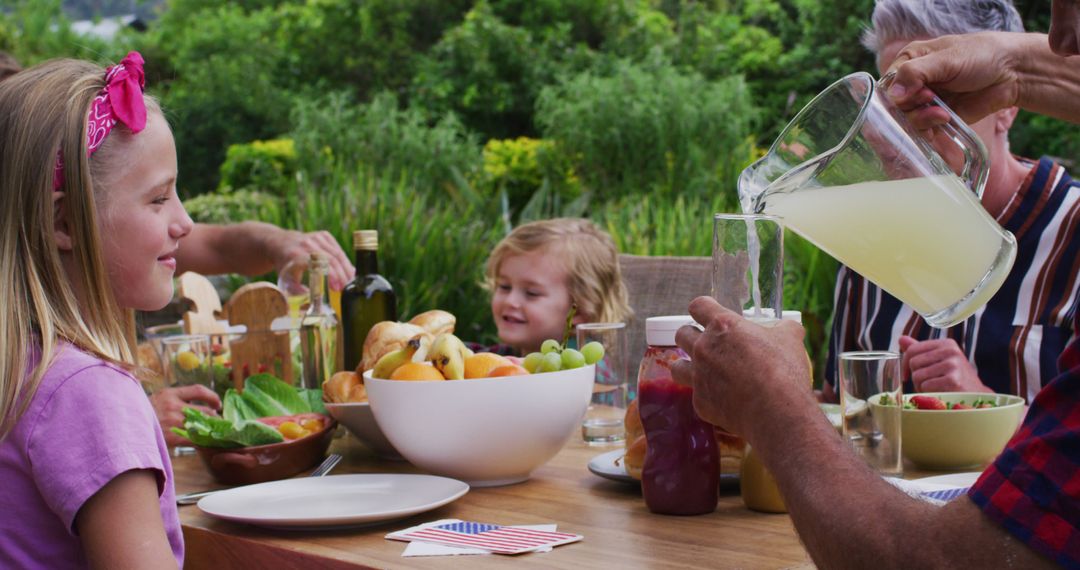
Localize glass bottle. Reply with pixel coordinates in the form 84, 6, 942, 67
300, 253, 339, 390
638, 316, 719, 516
341, 230, 397, 372
740, 310, 808, 513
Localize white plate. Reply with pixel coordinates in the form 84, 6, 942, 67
910, 472, 981, 489
588, 449, 637, 483
198, 474, 469, 530
887, 472, 981, 504
587, 450, 738, 484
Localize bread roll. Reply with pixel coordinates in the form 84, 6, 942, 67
715, 427, 747, 476
359, 321, 431, 373
623, 399, 644, 480
324, 370, 361, 403
408, 310, 456, 337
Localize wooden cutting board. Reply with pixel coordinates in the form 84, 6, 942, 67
177, 272, 226, 336
224, 282, 293, 389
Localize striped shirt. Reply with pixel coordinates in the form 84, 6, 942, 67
825, 157, 1080, 402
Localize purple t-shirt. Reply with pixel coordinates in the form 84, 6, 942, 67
0, 343, 183, 568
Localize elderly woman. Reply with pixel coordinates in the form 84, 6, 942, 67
824, 0, 1080, 405
673, 1, 1080, 567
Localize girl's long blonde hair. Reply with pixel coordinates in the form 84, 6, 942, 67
485, 218, 632, 324
0, 59, 152, 439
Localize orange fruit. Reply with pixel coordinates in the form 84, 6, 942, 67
390, 362, 446, 381
464, 352, 513, 379
487, 364, 530, 377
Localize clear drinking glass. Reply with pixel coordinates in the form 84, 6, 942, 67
160, 334, 214, 456
576, 322, 630, 445
711, 213, 784, 319
839, 351, 903, 477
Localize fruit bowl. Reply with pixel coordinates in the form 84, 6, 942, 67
870, 392, 1024, 470
324, 402, 403, 460
195, 416, 336, 485
363, 365, 594, 486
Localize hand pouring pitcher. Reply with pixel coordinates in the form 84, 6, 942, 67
739, 72, 1016, 329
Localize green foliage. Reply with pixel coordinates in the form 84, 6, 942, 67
479, 137, 581, 220
281, 164, 505, 345
410, 2, 555, 139
218, 138, 297, 196
147, 2, 294, 196
182, 190, 282, 226
289, 91, 483, 203
536, 57, 757, 202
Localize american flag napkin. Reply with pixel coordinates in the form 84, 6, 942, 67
387, 520, 582, 554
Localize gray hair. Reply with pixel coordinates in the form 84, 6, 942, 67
862, 0, 1024, 56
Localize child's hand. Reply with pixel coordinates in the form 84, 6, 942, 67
150, 385, 221, 447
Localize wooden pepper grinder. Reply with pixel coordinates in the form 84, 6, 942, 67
225, 282, 293, 390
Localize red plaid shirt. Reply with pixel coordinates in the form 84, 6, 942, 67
968, 337, 1080, 567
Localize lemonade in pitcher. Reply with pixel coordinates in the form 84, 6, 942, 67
739, 72, 1016, 328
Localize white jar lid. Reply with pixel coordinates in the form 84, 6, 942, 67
742, 308, 803, 324
646, 315, 698, 346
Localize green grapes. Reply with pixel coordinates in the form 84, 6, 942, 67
522, 352, 544, 373
581, 341, 605, 365
561, 348, 586, 369
538, 352, 563, 373
540, 339, 562, 354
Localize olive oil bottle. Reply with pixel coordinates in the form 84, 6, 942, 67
341, 230, 397, 372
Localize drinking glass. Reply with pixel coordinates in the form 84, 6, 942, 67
161, 334, 214, 456
576, 322, 630, 445
839, 351, 903, 477
711, 213, 784, 318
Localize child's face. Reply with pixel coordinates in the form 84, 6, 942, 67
97, 112, 192, 311
491, 249, 576, 353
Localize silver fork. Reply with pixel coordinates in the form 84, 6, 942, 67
176, 453, 343, 506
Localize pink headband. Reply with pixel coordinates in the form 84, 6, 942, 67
52, 51, 147, 191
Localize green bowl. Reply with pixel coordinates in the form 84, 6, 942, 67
873, 392, 1024, 470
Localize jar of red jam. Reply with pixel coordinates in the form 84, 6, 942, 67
637, 316, 719, 516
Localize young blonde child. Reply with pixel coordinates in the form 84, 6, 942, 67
0, 54, 189, 567
484, 218, 632, 355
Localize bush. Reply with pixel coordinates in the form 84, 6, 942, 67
182, 190, 282, 226
218, 139, 297, 196
282, 163, 506, 345
478, 137, 581, 220
289, 90, 484, 207
536, 57, 757, 202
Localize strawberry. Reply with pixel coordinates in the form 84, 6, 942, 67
911, 395, 947, 410
977, 402, 994, 409
951, 403, 972, 410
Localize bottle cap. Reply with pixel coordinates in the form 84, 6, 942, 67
645, 315, 698, 347
309, 252, 328, 270
354, 230, 378, 250
742, 308, 802, 324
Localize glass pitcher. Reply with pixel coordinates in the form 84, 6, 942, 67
739, 72, 1016, 329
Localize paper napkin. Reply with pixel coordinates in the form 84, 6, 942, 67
388, 519, 582, 555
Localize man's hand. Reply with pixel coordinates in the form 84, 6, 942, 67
669, 296, 810, 441
898, 335, 992, 394
266, 229, 354, 291
885, 32, 1029, 129
150, 385, 221, 446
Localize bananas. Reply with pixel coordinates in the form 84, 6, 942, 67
372, 335, 424, 379
428, 333, 468, 380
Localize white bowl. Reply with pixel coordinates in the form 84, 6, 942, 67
363, 365, 594, 487
324, 402, 403, 461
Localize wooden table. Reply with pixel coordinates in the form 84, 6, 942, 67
175, 435, 814, 569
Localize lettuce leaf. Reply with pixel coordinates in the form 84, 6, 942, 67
223, 388, 261, 423
174, 375, 325, 448
172, 407, 284, 448
241, 374, 310, 416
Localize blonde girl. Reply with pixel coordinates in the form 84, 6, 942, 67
0, 54, 189, 567
486, 218, 632, 354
